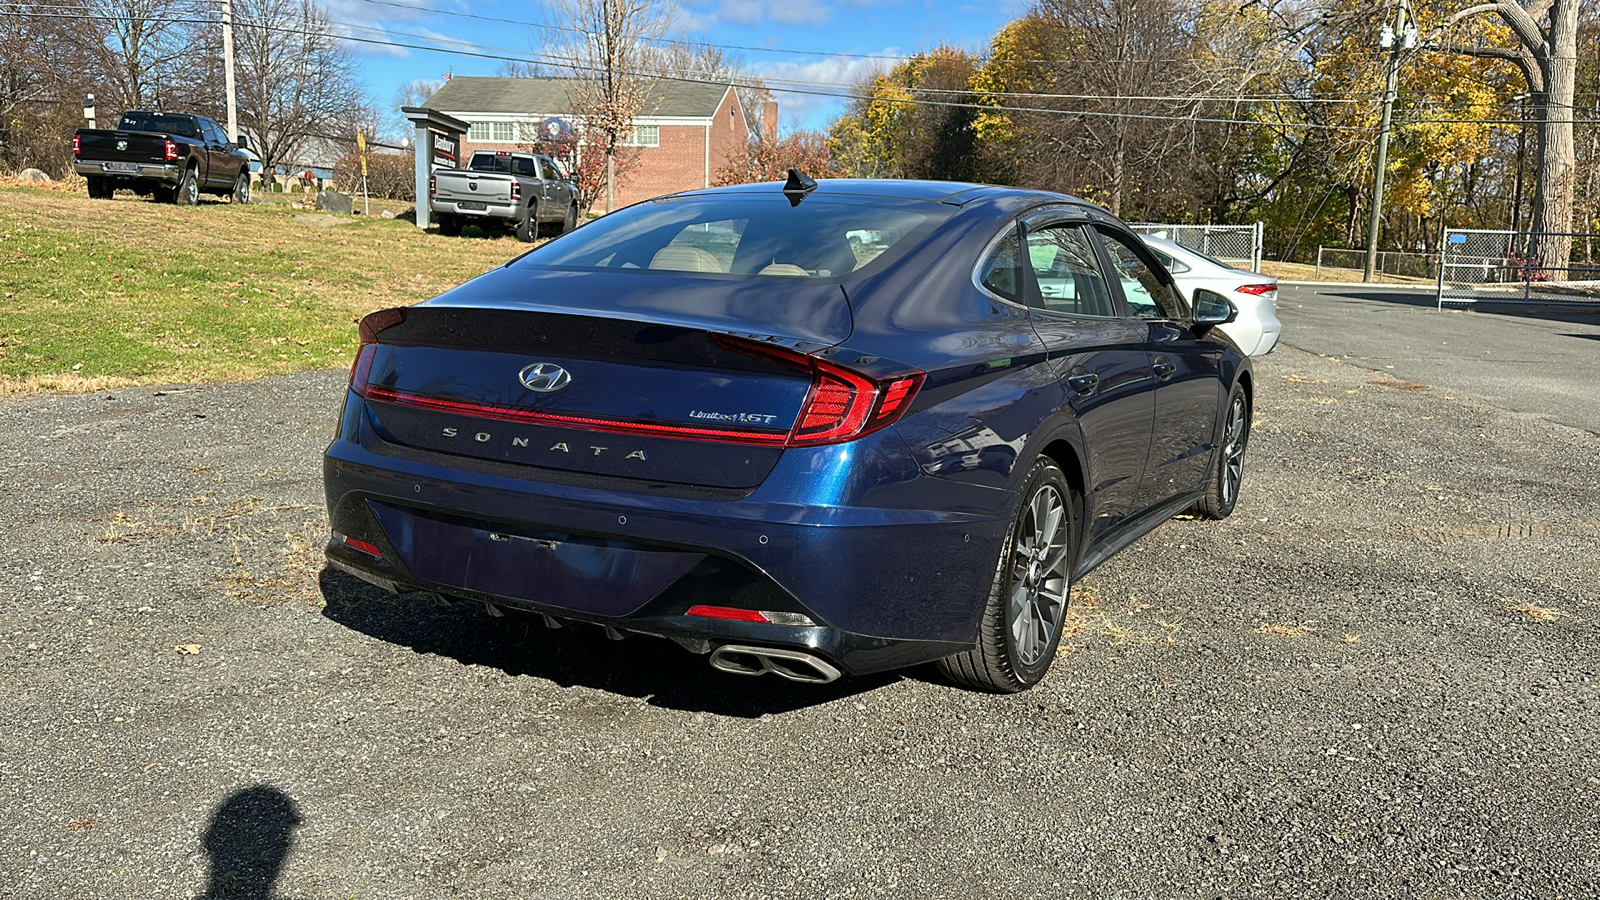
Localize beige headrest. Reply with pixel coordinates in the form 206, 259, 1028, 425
649, 245, 723, 273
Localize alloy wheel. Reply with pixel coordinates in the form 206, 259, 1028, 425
1220, 393, 1247, 506
1008, 483, 1070, 666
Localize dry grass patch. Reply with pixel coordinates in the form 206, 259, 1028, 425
1507, 601, 1566, 622
1255, 622, 1320, 638
1367, 377, 1430, 391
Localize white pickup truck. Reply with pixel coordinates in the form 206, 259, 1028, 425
429, 150, 579, 241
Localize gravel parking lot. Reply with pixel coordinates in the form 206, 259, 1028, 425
2, 318, 1598, 898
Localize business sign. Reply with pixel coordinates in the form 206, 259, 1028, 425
430, 130, 460, 170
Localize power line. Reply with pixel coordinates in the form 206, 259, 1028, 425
11, 6, 1600, 130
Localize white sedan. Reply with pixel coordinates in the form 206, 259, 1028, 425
1140, 235, 1282, 356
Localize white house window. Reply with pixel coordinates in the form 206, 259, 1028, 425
468, 121, 518, 143
620, 125, 659, 147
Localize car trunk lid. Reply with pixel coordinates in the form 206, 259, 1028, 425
353, 269, 854, 489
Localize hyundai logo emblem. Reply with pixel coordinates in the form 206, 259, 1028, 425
519, 363, 571, 393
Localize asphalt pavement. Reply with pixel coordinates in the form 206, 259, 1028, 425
2, 338, 1598, 898
1274, 282, 1600, 434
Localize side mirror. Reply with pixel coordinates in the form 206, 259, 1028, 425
234, 137, 251, 152
1192, 289, 1237, 327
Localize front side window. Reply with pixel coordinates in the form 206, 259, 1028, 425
1097, 227, 1185, 319
1025, 223, 1114, 317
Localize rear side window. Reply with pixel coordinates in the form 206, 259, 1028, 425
518, 194, 949, 281
1025, 224, 1114, 317
978, 225, 1024, 302
513, 157, 535, 177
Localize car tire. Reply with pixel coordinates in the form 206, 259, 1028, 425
174, 166, 199, 205
230, 173, 250, 205
937, 457, 1077, 693
1192, 384, 1250, 520
559, 203, 578, 234
437, 214, 462, 236
86, 176, 111, 199
515, 203, 537, 242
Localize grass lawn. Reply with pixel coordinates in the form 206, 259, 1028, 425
0, 181, 536, 393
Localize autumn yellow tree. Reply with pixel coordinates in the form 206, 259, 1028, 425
827, 47, 978, 180
1311, 0, 1520, 249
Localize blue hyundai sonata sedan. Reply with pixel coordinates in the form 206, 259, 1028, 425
324, 173, 1252, 692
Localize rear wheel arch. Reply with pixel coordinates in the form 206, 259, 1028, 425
1038, 437, 1088, 551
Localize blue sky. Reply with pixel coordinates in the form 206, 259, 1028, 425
325, 0, 1027, 134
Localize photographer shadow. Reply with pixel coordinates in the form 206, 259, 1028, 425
196, 785, 301, 900
317, 567, 895, 718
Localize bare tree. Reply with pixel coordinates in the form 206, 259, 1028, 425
1443, 0, 1581, 270
233, 0, 364, 186
497, 60, 548, 78
659, 41, 769, 143
543, 0, 673, 212
0, 2, 104, 174
81, 0, 199, 114
391, 77, 443, 134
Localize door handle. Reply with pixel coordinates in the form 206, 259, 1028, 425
1152, 357, 1176, 379
1066, 372, 1099, 395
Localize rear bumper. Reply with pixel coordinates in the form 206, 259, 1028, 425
431, 197, 521, 221
74, 160, 181, 184
323, 395, 1015, 676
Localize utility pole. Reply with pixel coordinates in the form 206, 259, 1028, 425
222, 0, 238, 143
1363, 0, 1414, 282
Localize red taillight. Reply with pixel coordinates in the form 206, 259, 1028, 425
73, 134, 81, 156
510, 181, 522, 201
164, 139, 178, 161
714, 335, 926, 448
349, 307, 407, 395
686, 605, 767, 623
343, 536, 382, 557
428, 175, 436, 196
1235, 283, 1276, 296
686, 605, 815, 627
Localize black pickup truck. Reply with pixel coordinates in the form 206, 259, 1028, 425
73, 111, 252, 204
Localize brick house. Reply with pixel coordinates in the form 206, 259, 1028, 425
422, 76, 756, 211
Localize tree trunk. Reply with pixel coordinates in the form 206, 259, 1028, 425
605, 144, 615, 214
1531, 0, 1580, 274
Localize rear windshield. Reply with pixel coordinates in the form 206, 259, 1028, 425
515, 193, 949, 280
117, 112, 199, 138
469, 153, 520, 174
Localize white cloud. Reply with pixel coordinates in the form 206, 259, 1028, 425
716, 0, 833, 27
757, 50, 898, 130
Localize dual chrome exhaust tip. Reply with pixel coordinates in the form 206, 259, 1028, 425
709, 644, 841, 684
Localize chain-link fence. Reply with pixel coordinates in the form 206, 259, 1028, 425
1314, 246, 1439, 282
1437, 229, 1600, 308
1129, 222, 1263, 272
